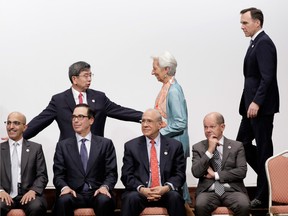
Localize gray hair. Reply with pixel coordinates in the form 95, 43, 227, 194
152, 51, 177, 76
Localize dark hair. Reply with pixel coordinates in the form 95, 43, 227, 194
240, 7, 264, 27
74, 103, 95, 119
68, 61, 91, 83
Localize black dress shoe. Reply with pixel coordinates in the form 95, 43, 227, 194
250, 199, 267, 208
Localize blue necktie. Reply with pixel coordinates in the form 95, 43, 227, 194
80, 139, 89, 191
80, 139, 88, 171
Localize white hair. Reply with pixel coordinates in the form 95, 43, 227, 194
152, 51, 177, 76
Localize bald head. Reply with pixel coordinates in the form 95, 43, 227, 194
6, 112, 27, 141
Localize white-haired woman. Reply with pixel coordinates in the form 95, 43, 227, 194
151, 51, 193, 211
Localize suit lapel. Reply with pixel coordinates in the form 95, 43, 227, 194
1, 142, 12, 182
221, 137, 231, 167
139, 136, 149, 173
67, 138, 85, 174
65, 88, 76, 112
86, 136, 101, 173
21, 140, 30, 175
159, 135, 170, 178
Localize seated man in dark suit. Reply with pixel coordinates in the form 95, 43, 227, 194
23, 61, 143, 141
0, 112, 48, 216
121, 108, 186, 216
192, 112, 250, 216
53, 103, 117, 216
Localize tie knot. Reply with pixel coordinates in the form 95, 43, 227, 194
150, 140, 155, 146
13, 142, 19, 147
81, 138, 87, 144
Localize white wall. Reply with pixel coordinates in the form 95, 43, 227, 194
1, 0, 287, 188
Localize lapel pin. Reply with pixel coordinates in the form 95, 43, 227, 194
92, 99, 95, 103
26, 149, 30, 152
228, 146, 231, 149
252, 45, 254, 48
164, 151, 168, 155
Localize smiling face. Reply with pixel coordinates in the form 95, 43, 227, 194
151, 59, 169, 83
141, 109, 162, 140
240, 11, 261, 38
6, 112, 27, 142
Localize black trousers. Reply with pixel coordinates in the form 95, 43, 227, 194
236, 114, 274, 203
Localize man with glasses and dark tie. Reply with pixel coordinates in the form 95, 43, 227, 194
23, 61, 143, 141
53, 103, 117, 216
0, 112, 48, 216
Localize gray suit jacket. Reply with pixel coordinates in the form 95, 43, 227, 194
192, 137, 247, 196
0, 140, 48, 195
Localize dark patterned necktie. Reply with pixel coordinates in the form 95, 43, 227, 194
213, 149, 225, 196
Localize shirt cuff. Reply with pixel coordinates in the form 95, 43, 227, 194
206, 150, 213, 159
137, 185, 145, 192
215, 172, 220, 180
164, 182, 174, 191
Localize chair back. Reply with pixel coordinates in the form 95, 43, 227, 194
265, 150, 288, 215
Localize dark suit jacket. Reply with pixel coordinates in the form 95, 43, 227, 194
121, 135, 185, 191
23, 88, 143, 141
239, 31, 279, 116
0, 140, 48, 195
192, 137, 247, 196
53, 134, 118, 193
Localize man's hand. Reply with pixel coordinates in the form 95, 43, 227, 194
205, 166, 215, 179
94, 186, 111, 198
20, 190, 36, 205
0, 190, 13, 206
247, 102, 259, 118
139, 186, 170, 202
60, 187, 77, 198
207, 135, 219, 154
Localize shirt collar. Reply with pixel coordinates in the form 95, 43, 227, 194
76, 132, 92, 142
251, 29, 263, 41
145, 133, 161, 146
9, 138, 23, 147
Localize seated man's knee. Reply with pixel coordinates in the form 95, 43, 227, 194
25, 197, 46, 214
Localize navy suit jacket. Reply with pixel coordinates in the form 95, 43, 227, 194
192, 137, 247, 197
23, 88, 143, 141
53, 134, 118, 194
121, 134, 185, 191
0, 140, 48, 195
239, 31, 279, 116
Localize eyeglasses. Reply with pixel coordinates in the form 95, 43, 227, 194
77, 73, 94, 78
72, 114, 89, 121
4, 121, 25, 126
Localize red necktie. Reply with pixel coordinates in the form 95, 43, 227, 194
78, 93, 83, 104
150, 140, 160, 187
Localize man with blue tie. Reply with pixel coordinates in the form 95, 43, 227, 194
53, 104, 117, 216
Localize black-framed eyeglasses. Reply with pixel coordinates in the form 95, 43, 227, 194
72, 115, 89, 121
4, 121, 25, 126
